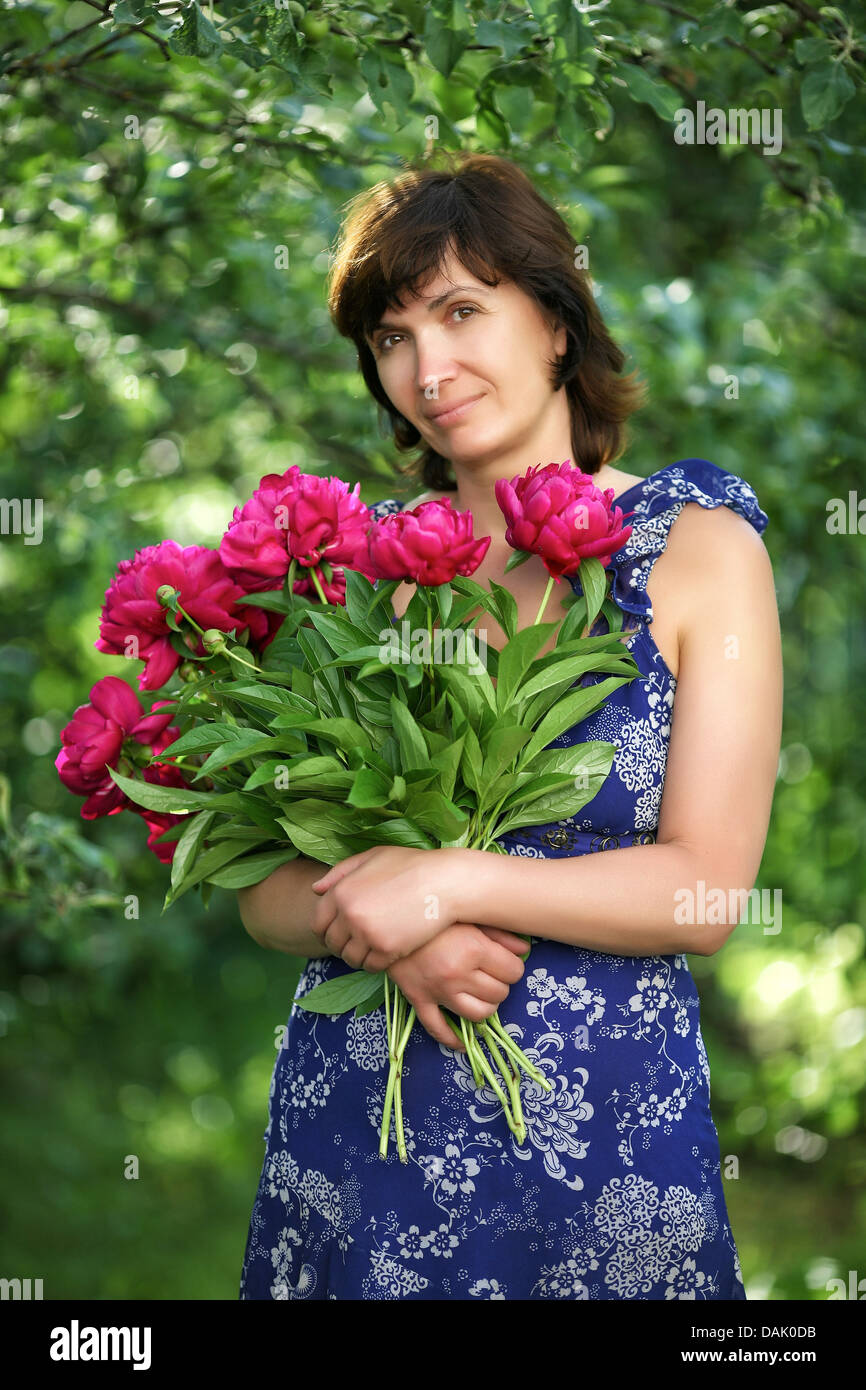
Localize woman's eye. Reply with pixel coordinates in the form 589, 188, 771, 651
376, 303, 478, 354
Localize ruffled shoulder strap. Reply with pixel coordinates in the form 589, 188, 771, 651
573, 457, 769, 625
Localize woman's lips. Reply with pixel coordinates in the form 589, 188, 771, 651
427, 394, 484, 427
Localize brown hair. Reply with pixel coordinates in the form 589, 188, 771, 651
327, 151, 647, 492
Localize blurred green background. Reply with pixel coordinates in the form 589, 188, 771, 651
1, 0, 864, 1299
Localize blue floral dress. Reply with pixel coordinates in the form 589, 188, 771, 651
239, 458, 768, 1300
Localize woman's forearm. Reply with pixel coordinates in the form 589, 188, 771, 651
445, 842, 745, 957
238, 857, 335, 958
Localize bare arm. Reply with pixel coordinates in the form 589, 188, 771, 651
238, 857, 336, 958
445, 503, 783, 958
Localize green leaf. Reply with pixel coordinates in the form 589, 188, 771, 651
616, 64, 683, 122
157, 723, 242, 757
354, 978, 386, 1017
169, 1, 223, 59
575, 557, 607, 631
423, 0, 473, 78
276, 801, 364, 862
305, 717, 372, 755
170, 809, 216, 891
343, 568, 379, 631
520, 676, 635, 766
794, 36, 833, 66
346, 817, 436, 850
265, 5, 303, 75
296, 969, 386, 1015
479, 724, 531, 794
220, 36, 272, 71
107, 767, 220, 815
309, 609, 378, 655
518, 648, 636, 703
436, 581, 453, 629
163, 834, 269, 907
346, 766, 392, 808
402, 788, 469, 842
504, 548, 533, 573
389, 695, 429, 769
495, 621, 560, 712
429, 735, 464, 801
205, 846, 299, 888
235, 589, 294, 614
459, 722, 485, 796
689, 5, 744, 48
801, 62, 855, 130
113, 0, 151, 23
358, 46, 415, 122
474, 17, 539, 61
487, 578, 518, 641
210, 680, 294, 712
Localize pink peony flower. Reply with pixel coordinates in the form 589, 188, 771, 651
139, 810, 184, 864
95, 540, 274, 691
365, 499, 491, 586
219, 467, 371, 597
55, 676, 179, 819
495, 460, 634, 580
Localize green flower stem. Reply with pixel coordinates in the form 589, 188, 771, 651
485, 1013, 553, 1092
379, 976, 396, 1158
383, 970, 392, 1038
532, 573, 556, 626
464, 1032, 521, 1138
379, 1057, 397, 1160
393, 1050, 408, 1164
423, 590, 436, 715
308, 564, 328, 606
224, 647, 264, 675
397, 1004, 416, 1058
172, 602, 206, 638
478, 1022, 526, 1143
459, 1015, 484, 1087
393, 990, 413, 1162
465, 1022, 489, 1089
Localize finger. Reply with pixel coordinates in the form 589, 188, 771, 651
480, 947, 525, 986
341, 942, 371, 971
322, 921, 350, 956
470, 971, 512, 1006
416, 1003, 465, 1051
453, 991, 501, 1024
365, 949, 398, 974
476, 924, 531, 955
311, 848, 375, 893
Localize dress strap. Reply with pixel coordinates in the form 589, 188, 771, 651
569, 458, 769, 626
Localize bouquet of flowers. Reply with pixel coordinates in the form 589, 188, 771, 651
56, 461, 638, 1160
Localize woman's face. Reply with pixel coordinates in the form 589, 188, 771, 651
367, 248, 567, 470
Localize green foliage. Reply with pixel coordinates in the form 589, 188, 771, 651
0, 0, 864, 1300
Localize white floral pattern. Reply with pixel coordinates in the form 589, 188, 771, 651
240, 460, 766, 1299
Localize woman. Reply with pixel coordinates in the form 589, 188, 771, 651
237, 153, 782, 1299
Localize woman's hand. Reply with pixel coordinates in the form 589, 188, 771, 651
309, 845, 465, 971
386, 922, 528, 1049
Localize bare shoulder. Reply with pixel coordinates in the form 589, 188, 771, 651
610, 469, 645, 497
666, 500, 775, 628
671, 497, 771, 562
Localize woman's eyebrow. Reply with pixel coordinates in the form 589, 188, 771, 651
373, 285, 491, 335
